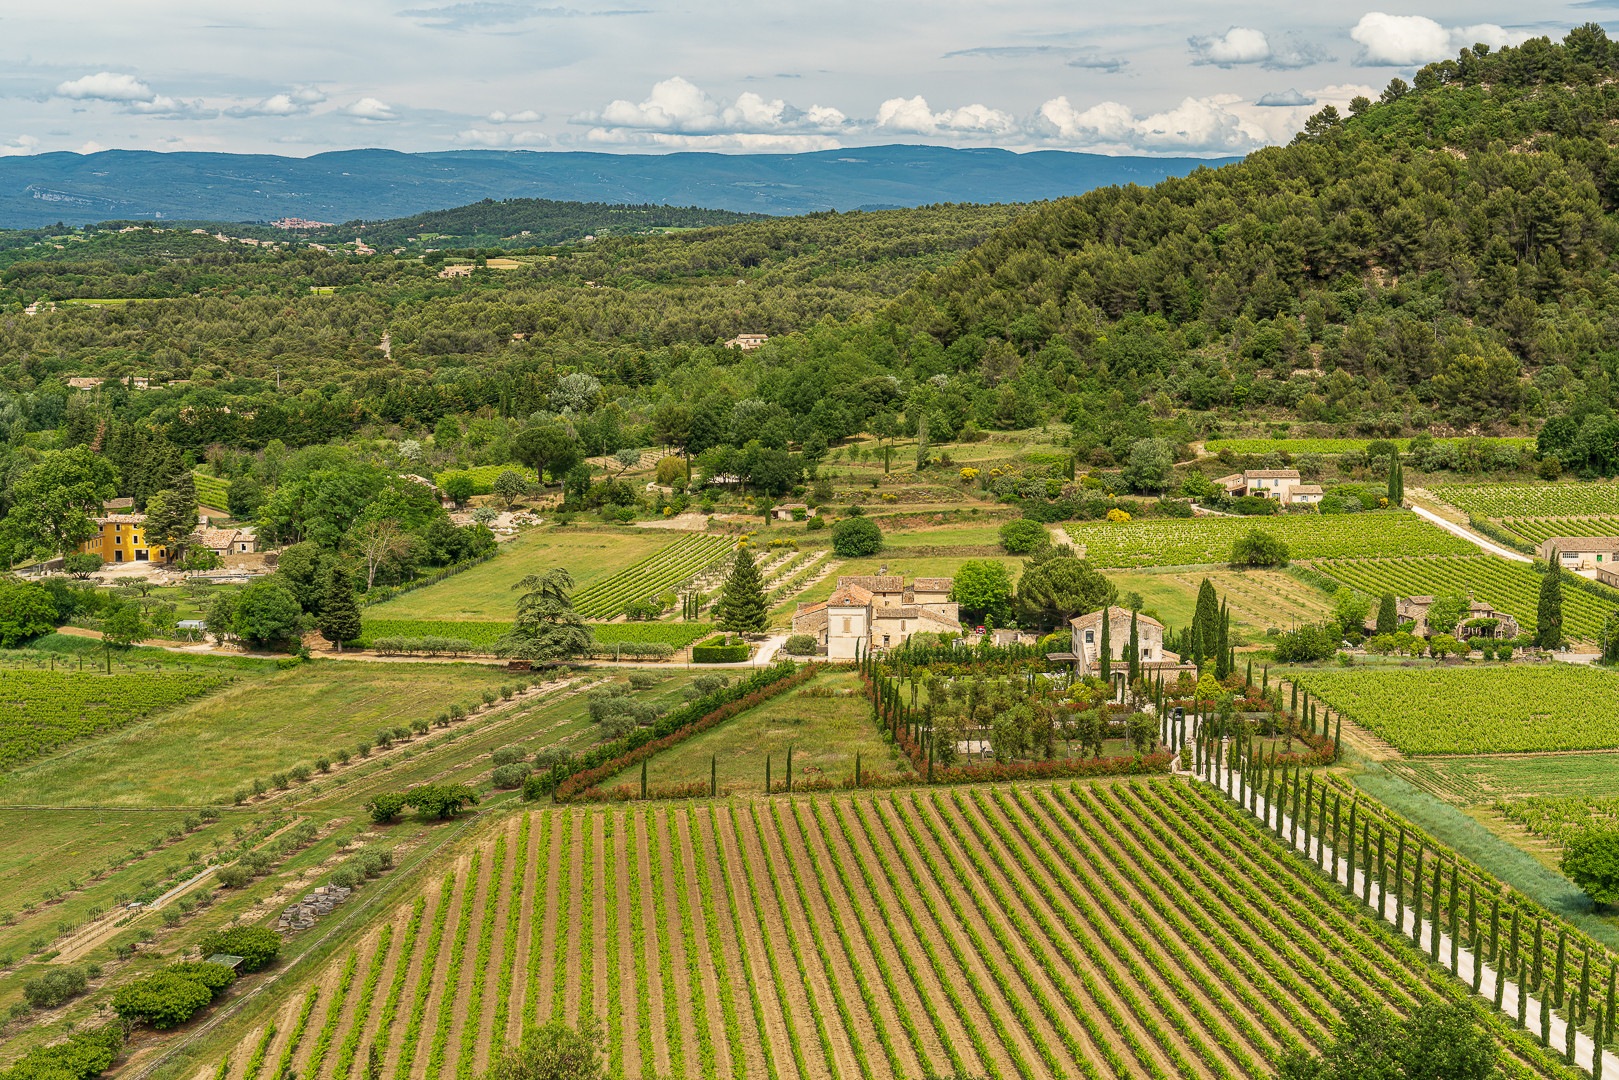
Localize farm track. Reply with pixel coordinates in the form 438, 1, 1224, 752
205, 786, 1594, 1080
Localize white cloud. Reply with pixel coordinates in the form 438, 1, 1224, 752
576, 77, 848, 136
227, 87, 326, 117
342, 97, 398, 121
454, 128, 550, 146
1039, 94, 1258, 153
486, 109, 542, 123
580, 128, 841, 152
56, 72, 155, 102
53, 71, 200, 117
0, 135, 39, 157
78, 140, 106, 155
874, 96, 1014, 135
1190, 27, 1272, 66
1349, 13, 1530, 67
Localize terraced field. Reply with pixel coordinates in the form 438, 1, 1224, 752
573, 533, 735, 620
192, 471, 231, 511
1433, 483, 1619, 517
1315, 554, 1618, 641
204, 782, 1584, 1080
1064, 513, 1474, 568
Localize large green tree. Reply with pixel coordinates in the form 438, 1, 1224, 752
233, 578, 304, 649
0, 447, 118, 560
715, 548, 768, 633
0, 577, 58, 646
1279, 1002, 1498, 1080
1015, 557, 1112, 630
950, 560, 1014, 625
495, 569, 594, 662
1562, 828, 1619, 907
1375, 592, 1399, 636
512, 424, 582, 487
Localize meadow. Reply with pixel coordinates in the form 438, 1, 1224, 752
1293, 666, 1619, 755
1389, 753, 1619, 806
199, 781, 1583, 1080
1062, 513, 1474, 568
1314, 555, 1619, 641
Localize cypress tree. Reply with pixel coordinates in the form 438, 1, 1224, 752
716, 547, 769, 633
1332, 794, 1342, 876
1537, 553, 1565, 650
640, 758, 647, 800
1556, 929, 1567, 1009
1519, 955, 1530, 1029
1263, 665, 1269, 693
1215, 603, 1231, 680
1333, 717, 1342, 761
1581, 952, 1591, 1026
1597, 1006, 1606, 1080
1363, 818, 1373, 904
1394, 829, 1406, 929
1431, 857, 1443, 961
1346, 801, 1357, 889
1127, 608, 1140, 686
1290, 681, 1297, 718
1376, 591, 1398, 636
1608, 966, 1617, 1042
1413, 847, 1424, 945
1510, 907, 1522, 990
1099, 608, 1112, 686
1192, 578, 1219, 669
1387, 456, 1400, 506
766, 754, 771, 793
1245, 657, 1253, 691
1534, 920, 1545, 993
786, 744, 793, 792
711, 754, 717, 797
1376, 825, 1387, 912
1469, 884, 1480, 991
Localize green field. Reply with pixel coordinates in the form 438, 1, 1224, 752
365, 528, 673, 620
192, 471, 230, 511
1500, 516, 1619, 545
0, 662, 515, 807
1433, 482, 1619, 516
1315, 554, 1618, 640
1063, 512, 1474, 568
1389, 753, 1619, 806
361, 619, 716, 648
0, 669, 230, 769
1495, 793, 1619, 848
881, 523, 1006, 548
1206, 437, 1533, 455
1295, 666, 1619, 755
601, 670, 906, 793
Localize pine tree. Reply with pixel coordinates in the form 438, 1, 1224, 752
1375, 591, 1398, 635
318, 563, 362, 652
717, 547, 768, 633
1127, 608, 1140, 686
1536, 553, 1564, 649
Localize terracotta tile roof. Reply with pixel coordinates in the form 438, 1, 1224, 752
910, 577, 954, 592
1245, 469, 1301, 479
1069, 605, 1166, 632
828, 583, 876, 605
1291, 484, 1324, 495
1541, 536, 1619, 548
835, 575, 903, 593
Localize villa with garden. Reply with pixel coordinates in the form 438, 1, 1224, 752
791, 574, 962, 658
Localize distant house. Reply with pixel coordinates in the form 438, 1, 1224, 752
1537, 536, 1619, 570
772, 503, 811, 521
195, 526, 257, 557
1051, 606, 1195, 679
78, 513, 171, 564
724, 333, 769, 351
1289, 484, 1325, 506
792, 574, 960, 658
1394, 595, 1520, 639
1214, 469, 1304, 502
67, 377, 106, 391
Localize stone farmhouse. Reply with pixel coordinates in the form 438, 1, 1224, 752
1047, 606, 1197, 681
1393, 595, 1521, 639
1213, 469, 1323, 506
792, 574, 961, 658
1537, 536, 1619, 571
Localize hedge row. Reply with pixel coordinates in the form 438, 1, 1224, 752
691, 634, 749, 663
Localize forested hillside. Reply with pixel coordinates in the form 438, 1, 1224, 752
309, 197, 772, 248
3, 28, 1619, 481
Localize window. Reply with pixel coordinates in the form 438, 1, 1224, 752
1085, 630, 1094, 644
842, 617, 851, 634
1142, 648, 1151, 659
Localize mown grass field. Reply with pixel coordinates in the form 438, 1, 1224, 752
1389, 752, 1619, 805
199, 781, 1581, 1080
600, 671, 903, 793
366, 529, 671, 620
0, 662, 516, 807
1295, 666, 1619, 755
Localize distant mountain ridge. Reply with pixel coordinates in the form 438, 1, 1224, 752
0, 145, 1239, 227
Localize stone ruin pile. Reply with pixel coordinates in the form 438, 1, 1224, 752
277, 883, 351, 933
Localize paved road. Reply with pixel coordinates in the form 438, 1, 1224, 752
1410, 505, 1531, 562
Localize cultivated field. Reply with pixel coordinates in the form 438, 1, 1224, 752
1063, 514, 1474, 568
1314, 555, 1618, 641
1432, 483, 1619, 517
1500, 516, 1619, 545
1294, 667, 1619, 755
1205, 437, 1533, 455
1390, 754, 1619, 806
204, 781, 1577, 1080
365, 530, 673, 620
569, 532, 735, 620
0, 669, 230, 769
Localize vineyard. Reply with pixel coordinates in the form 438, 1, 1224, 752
192, 471, 231, 510
572, 533, 735, 620
1205, 437, 1532, 455
1293, 666, 1619, 754
1500, 517, 1619, 545
0, 670, 228, 769
1496, 795, 1619, 848
1064, 514, 1475, 568
1314, 555, 1617, 641
360, 620, 717, 649
208, 782, 1580, 1080
1432, 483, 1619, 517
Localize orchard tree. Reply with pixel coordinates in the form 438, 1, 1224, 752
492, 470, 527, 508
62, 552, 105, 579
1562, 828, 1619, 906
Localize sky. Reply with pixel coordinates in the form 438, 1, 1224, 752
0, 2, 1603, 159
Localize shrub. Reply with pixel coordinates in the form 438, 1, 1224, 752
831, 516, 883, 557
491, 763, 532, 789
315, 757, 331, 773
628, 671, 661, 690
196, 926, 281, 972
491, 746, 527, 768
112, 970, 213, 1028
23, 966, 88, 1008
692, 634, 750, 663
1562, 828, 1619, 906
366, 793, 410, 824
784, 633, 818, 656
374, 730, 394, 750
271, 772, 290, 790
164, 961, 236, 1000
410, 717, 430, 735
289, 764, 311, 783
481, 689, 499, 705
999, 519, 1050, 554
330, 866, 361, 889
355, 740, 372, 757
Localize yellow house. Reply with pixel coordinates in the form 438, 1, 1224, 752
79, 513, 171, 564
